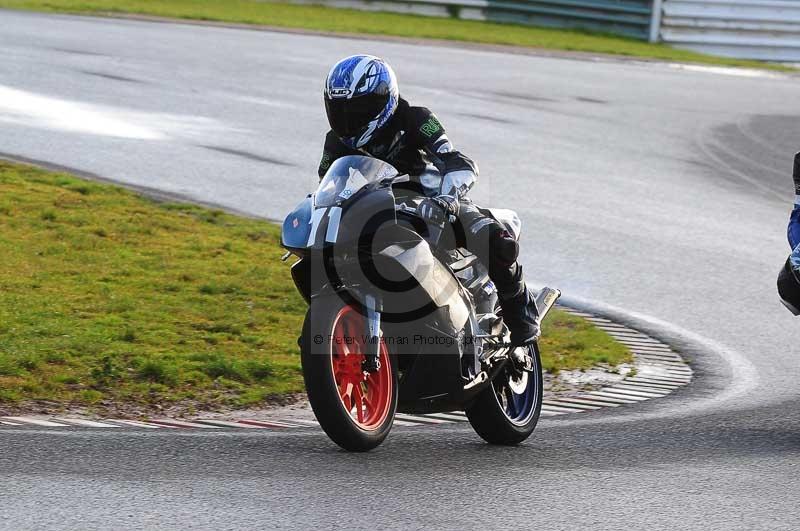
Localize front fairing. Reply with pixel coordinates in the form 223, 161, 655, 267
281, 195, 313, 250
292, 182, 397, 253
282, 156, 399, 251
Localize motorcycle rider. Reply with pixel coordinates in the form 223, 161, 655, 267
779, 152, 800, 314
318, 54, 540, 345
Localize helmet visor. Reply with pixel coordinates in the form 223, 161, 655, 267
325, 92, 389, 138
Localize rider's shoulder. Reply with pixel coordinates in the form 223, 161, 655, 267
324, 129, 343, 144
400, 100, 445, 141
323, 130, 356, 153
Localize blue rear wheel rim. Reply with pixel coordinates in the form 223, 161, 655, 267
494, 345, 539, 425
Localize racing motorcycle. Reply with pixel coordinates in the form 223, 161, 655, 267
281, 155, 560, 452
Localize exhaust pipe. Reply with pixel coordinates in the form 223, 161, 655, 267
535, 287, 561, 321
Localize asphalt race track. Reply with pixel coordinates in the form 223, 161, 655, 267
1, 10, 800, 530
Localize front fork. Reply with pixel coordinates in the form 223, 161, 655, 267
362, 294, 382, 373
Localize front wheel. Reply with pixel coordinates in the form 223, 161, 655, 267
301, 297, 397, 452
466, 343, 543, 445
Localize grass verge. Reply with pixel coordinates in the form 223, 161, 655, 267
0, 161, 629, 414
538, 310, 631, 374
0, 0, 791, 71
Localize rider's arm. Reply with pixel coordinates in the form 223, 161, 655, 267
788, 152, 800, 248
412, 108, 479, 199
318, 131, 357, 180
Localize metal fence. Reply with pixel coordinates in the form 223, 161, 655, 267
485, 0, 655, 40
293, 0, 658, 40
659, 0, 800, 61
291, 0, 491, 20
296, 0, 800, 61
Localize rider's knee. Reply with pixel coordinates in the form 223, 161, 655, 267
490, 229, 519, 268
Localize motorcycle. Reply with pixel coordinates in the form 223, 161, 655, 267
281, 155, 560, 451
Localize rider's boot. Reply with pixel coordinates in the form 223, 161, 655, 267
499, 287, 541, 346
497, 265, 541, 346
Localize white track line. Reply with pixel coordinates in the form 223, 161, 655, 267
539, 410, 566, 417
605, 387, 667, 399
1, 417, 69, 427
394, 413, 448, 424
554, 397, 621, 408
622, 344, 671, 352
611, 386, 672, 396
273, 419, 315, 427
635, 357, 686, 366
191, 419, 266, 429
627, 344, 676, 351
419, 413, 468, 422
613, 382, 674, 392
234, 419, 301, 428
634, 355, 687, 364
628, 374, 688, 381
542, 404, 585, 414
621, 377, 682, 386
617, 381, 679, 391
664, 371, 693, 378
635, 359, 686, 366
54, 418, 120, 428
110, 419, 169, 428
627, 376, 689, 385
630, 348, 682, 356
608, 334, 655, 342
600, 387, 667, 398
576, 393, 637, 404
273, 418, 319, 427
147, 419, 221, 429
585, 391, 647, 402
543, 400, 602, 411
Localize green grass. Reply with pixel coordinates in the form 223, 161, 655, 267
0, 0, 790, 71
0, 161, 629, 413
0, 161, 306, 411
540, 309, 631, 373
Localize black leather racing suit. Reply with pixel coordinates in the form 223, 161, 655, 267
318, 97, 532, 324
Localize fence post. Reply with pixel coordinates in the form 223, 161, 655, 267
649, 0, 663, 43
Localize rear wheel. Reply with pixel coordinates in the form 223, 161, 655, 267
301, 298, 397, 451
466, 343, 542, 445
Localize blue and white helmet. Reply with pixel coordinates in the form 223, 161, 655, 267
324, 54, 399, 149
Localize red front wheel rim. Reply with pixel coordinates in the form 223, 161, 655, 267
330, 305, 392, 431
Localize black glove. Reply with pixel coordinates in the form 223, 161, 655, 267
418, 195, 459, 224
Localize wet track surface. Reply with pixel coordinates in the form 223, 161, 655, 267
1, 10, 800, 530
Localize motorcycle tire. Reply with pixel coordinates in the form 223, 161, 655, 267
466, 342, 543, 445
300, 296, 398, 452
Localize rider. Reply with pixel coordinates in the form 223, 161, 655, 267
318, 54, 540, 345
779, 152, 800, 314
